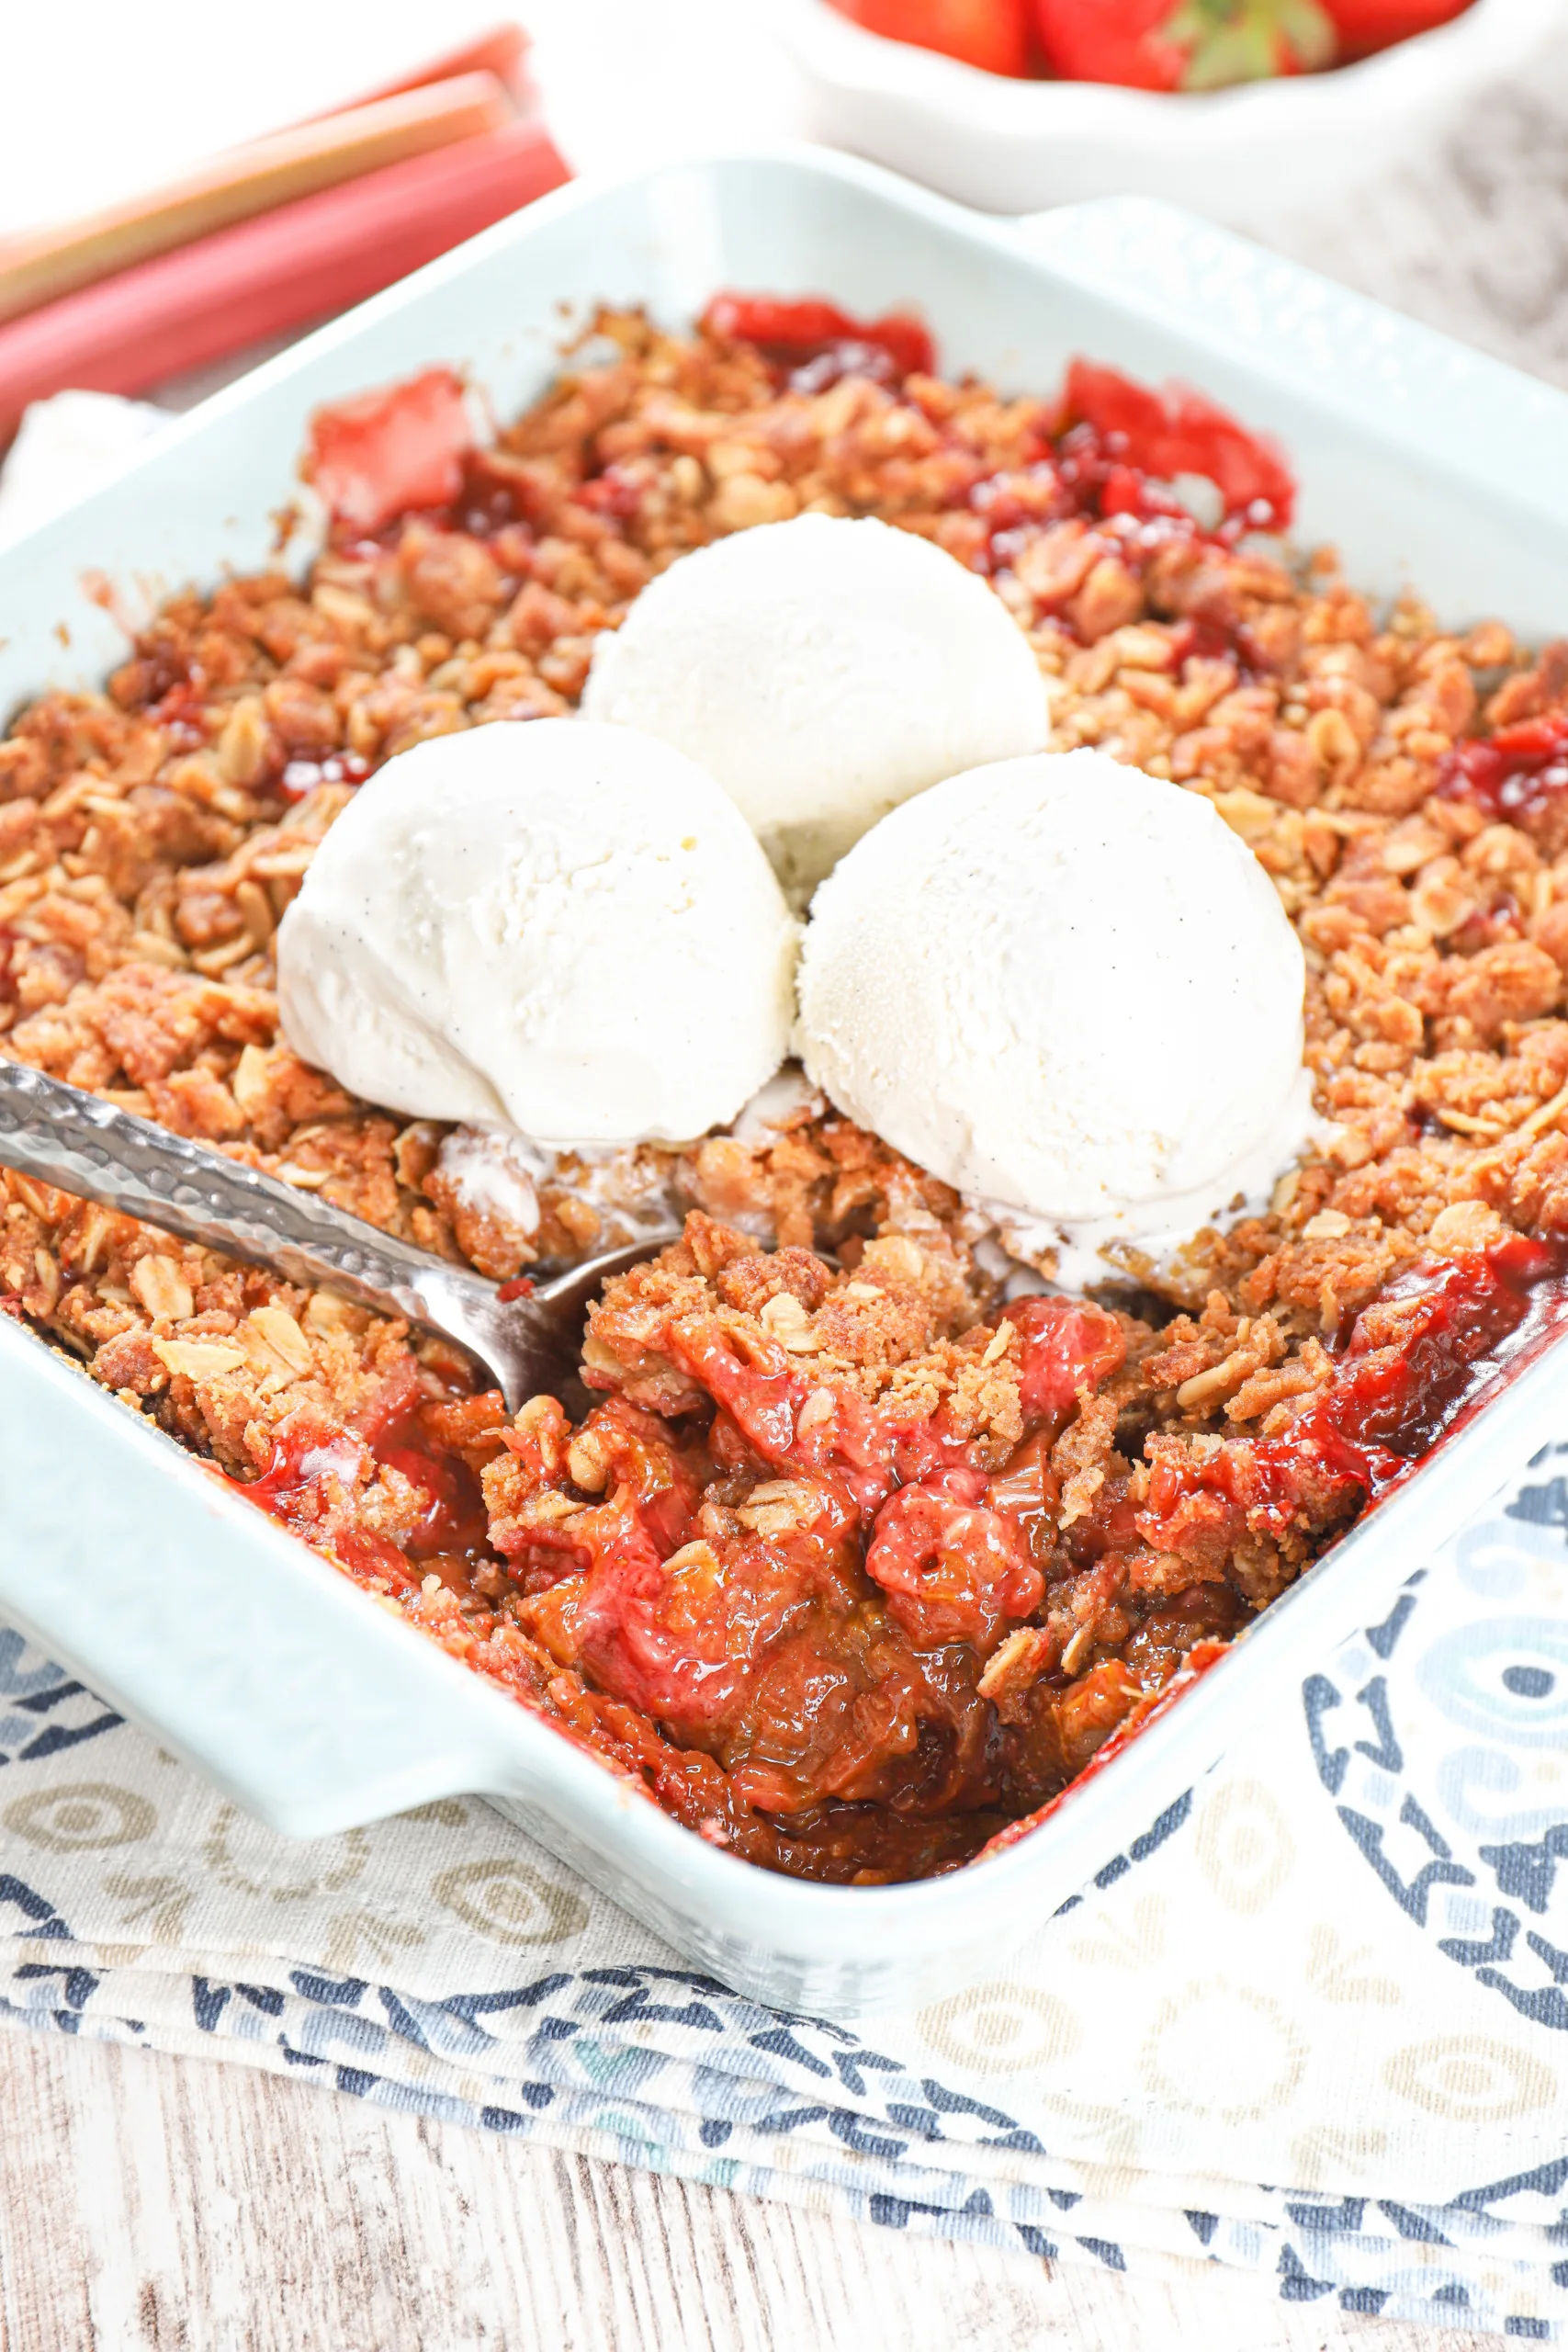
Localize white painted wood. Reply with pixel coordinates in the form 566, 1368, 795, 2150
0, 2030, 1507, 2352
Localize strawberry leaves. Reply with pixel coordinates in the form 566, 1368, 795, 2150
1160, 0, 1337, 86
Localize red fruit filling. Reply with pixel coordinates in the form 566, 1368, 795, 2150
229, 1216, 1567, 1886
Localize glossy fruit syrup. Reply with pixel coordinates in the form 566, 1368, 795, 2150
1437, 712, 1568, 842
1139, 1236, 1568, 1557
244, 1361, 494, 1603
699, 292, 937, 389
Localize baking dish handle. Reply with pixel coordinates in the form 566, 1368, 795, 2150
0, 1320, 550, 1839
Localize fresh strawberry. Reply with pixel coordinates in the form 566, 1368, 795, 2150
826, 0, 1032, 77
1322, 0, 1472, 57
1033, 0, 1337, 89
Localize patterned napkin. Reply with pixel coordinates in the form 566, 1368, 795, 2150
2, 1437, 1566, 2337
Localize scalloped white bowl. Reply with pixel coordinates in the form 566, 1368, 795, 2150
762, 0, 1563, 219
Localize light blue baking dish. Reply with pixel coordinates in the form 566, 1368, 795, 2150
2, 149, 1566, 2017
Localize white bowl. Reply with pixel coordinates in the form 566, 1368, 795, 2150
2, 151, 1568, 2020
762, 0, 1563, 220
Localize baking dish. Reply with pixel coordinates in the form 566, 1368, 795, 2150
2, 149, 1567, 2019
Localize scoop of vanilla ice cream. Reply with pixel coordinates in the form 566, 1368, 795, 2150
796, 748, 1308, 1227
581, 514, 1051, 900
276, 719, 799, 1144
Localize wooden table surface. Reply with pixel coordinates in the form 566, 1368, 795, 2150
6, 8, 1568, 2347
0, 2026, 1521, 2352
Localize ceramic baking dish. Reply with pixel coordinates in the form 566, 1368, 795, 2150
2, 150, 1567, 2019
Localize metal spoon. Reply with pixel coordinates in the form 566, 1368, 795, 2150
0, 1059, 679, 1412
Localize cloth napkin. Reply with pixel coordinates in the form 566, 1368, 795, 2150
2, 1436, 1566, 2337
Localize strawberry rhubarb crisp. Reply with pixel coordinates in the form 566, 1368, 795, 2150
2, 300, 1567, 1883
